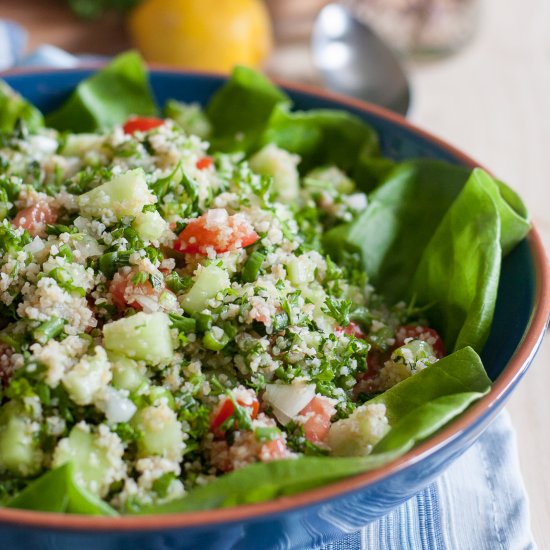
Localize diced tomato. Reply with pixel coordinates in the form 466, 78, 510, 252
211, 430, 288, 472
395, 325, 446, 358
173, 209, 259, 255
122, 116, 165, 135
211, 396, 260, 437
259, 438, 288, 461
196, 156, 213, 170
366, 350, 387, 374
12, 201, 57, 237
335, 320, 366, 339
109, 268, 156, 311
299, 396, 336, 444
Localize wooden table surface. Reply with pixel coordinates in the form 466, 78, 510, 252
4, 0, 550, 546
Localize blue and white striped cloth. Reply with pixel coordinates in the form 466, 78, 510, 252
0, 19, 27, 70
320, 412, 535, 550
0, 19, 537, 550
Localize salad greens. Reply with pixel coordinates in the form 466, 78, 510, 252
324, 163, 530, 352
8, 463, 116, 516
46, 51, 157, 132
0, 81, 44, 133
206, 65, 289, 153
259, 103, 380, 175
0, 52, 530, 515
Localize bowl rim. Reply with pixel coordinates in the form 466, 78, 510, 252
0, 65, 549, 531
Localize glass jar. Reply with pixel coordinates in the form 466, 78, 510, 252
346, 0, 481, 57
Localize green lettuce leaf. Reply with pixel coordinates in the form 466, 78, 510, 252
410, 169, 516, 352
372, 392, 484, 454
46, 51, 157, 132
206, 65, 290, 152
136, 347, 489, 514
258, 103, 380, 175
324, 162, 530, 352
141, 452, 401, 514
0, 81, 44, 133
370, 346, 491, 422
323, 159, 469, 301
7, 463, 117, 516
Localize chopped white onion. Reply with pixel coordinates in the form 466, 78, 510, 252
101, 387, 137, 424
29, 135, 58, 156
264, 382, 316, 425
24, 237, 45, 254
345, 193, 368, 211
71, 234, 105, 259
133, 294, 160, 313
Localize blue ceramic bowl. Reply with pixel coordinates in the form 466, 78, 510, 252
0, 68, 548, 550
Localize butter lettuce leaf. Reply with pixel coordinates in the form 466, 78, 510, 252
46, 51, 157, 132
258, 103, 379, 174
0, 81, 44, 133
324, 162, 530, 352
323, 159, 469, 301
7, 463, 117, 516
206, 67, 379, 177
206, 65, 290, 152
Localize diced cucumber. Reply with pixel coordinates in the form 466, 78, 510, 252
131, 404, 184, 459
62, 347, 111, 406
0, 401, 42, 477
181, 264, 230, 314
304, 166, 355, 194
77, 168, 156, 218
287, 255, 316, 285
249, 144, 300, 202
61, 133, 105, 157
109, 352, 149, 393
52, 423, 121, 496
132, 210, 168, 241
147, 386, 176, 410
158, 289, 179, 312
392, 339, 435, 368
103, 312, 175, 364
300, 281, 332, 326
164, 100, 212, 139
328, 403, 390, 457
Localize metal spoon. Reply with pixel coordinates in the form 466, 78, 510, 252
311, 3, 411, 115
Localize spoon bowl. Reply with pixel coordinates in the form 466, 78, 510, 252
312, 3, 411, 115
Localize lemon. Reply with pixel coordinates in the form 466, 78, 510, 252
128, 0, 273, 72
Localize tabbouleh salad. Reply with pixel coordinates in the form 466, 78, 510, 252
0, 54, 528, 514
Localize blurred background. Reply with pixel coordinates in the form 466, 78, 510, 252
2, 0, 550, 546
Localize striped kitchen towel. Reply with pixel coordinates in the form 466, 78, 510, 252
320, 411, 535, 550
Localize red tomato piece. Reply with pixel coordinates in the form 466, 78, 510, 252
395, 325, 446, 358
299, 396, 336, 444
12, 201, 57, 237
173, 209, 259, 255
109, 268, 156, 311
196, 156, 213, 170
335, 320, 366, 339
122, 116, 165, 135
211, 396, 260, 437
259, 438, 288, 462
367, 349, 386, 370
